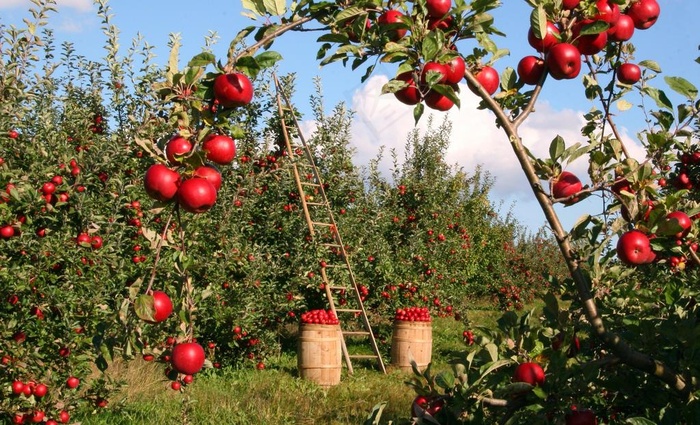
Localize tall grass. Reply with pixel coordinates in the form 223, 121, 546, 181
74, 307, 506, 425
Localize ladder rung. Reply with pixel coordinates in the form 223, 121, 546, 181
301, 182, 320, 187
335, 308, 362, 313
349, 354, 380, 360
321, 243, 342, 248
328, 285, 349, 290
306, 202, 326, 206
312, 222, 333, 227
343, 331, 370, 336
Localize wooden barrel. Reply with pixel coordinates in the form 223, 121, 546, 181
391, 320, 432, 372
297, 323, 342, 387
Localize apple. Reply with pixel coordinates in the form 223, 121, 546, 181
421, 61, 448, 84
31, 411, 45, 423
444, 55, 465, 84
1, 225, 15, 239
165, 135, 193, 166
608, 13, 635, 41
627, 0, 660, 30
562, 0, 580, 10
193, 165, 222, 192
411, 395, 445, 417
201, 134, 236, 165
394, 72, 421, 105
566, 409, 598, 425
12, 380, 24, 395
594, 0, 620, 26
76, 232, 92, 247
171, 342, 206, 375
90, 235, 103, 250
512, 362, 545, 386
32, 383, 48, 397
66, 376, 80, 389
573, 20, 608, 55
377, 9, 407, 41
663, 211, 692, 239
468, 66, 499, 96
517, 56, 545, 85
425, 0, 451, 18
58, 410, 70, 424
546, 43, 582, 80
144, 164, 180, 202
177, 178, 217, 213
428, 15, 454, 31
424, 89, 454, 111
616, 229, 654, 265
617, 63, 641, 84
527, 21, 560, 53
171, 381, 182, 391
41, 182, 56, 195
213, 72, 254, 108
148, 290, 174, 323
552, 171, 583, 205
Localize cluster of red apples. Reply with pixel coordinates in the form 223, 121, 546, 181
300, 309, 340, 325
394, 306, 431, 322
518, 0, 659, 85
143, 72, 253, 213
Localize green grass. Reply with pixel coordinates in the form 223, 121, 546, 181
74, 305, 509, 425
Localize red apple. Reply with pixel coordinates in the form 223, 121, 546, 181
1, 225, 15, 239
201, 134, 236, 165
552, 171, 583, 205
444, 55, 465, 84
165, 135, 192, 166
546, 43, 582, 80
517, 56, 545, 85
144, 164, 180, 202
617, 63, 641, 84
177, 178, 217, 213
424, 89, 454, 111
171, 342, 206, 375
377, 9, 407, 41
627, 0, 660, 30
193, 165, 222, 192
594, 0, 620, 26
616, 229, 654, 265
421, 61, 449, 84
425, 0, 451, 18
573, 20, 608, 55
394, 72, 422, 105
608, 13, 635, 41
213, 72, 254, 108
512, 362, 545, 386
566, 409, 598, 425
663, 211, 692, 239
468, 66, 499, 96
149, 290, 173, 323
562, 0, 580, 10
66, 376, 80, 389
527, 21, 560, 53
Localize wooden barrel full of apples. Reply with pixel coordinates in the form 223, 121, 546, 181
297, 323, 342, 388
391, 319, 433, 372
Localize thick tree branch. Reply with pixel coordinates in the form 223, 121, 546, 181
463, 68, 690, 397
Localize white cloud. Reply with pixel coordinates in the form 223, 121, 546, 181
337, 74, 650, 231
0, 0, 93, 11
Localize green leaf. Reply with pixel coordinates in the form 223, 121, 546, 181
134, 294, 156, 322
435, 371, 455, 389
241, 0, 266, 17
549, 135, 565, 161
624, 418, 657, 425
413, 102, 425, 125
530, 6, 546, 40
263, 0, 286, 16
616, 99, 632, 111
421, 32, 441, 62
639, 60, 662, 73
642, 87, 673, 111
187, 52, 215, 68
665, 76, 698, 100
255, 51, 283, 68
336, 6, 365, 22
579, 20, 608, 35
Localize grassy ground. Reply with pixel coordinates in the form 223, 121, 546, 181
73, 307, 504, 425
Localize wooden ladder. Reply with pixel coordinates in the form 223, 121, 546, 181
273, 75, 386, 375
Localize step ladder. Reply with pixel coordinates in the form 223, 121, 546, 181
273, 74, 386, 375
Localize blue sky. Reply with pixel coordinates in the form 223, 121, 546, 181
2, 0, 699, 232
